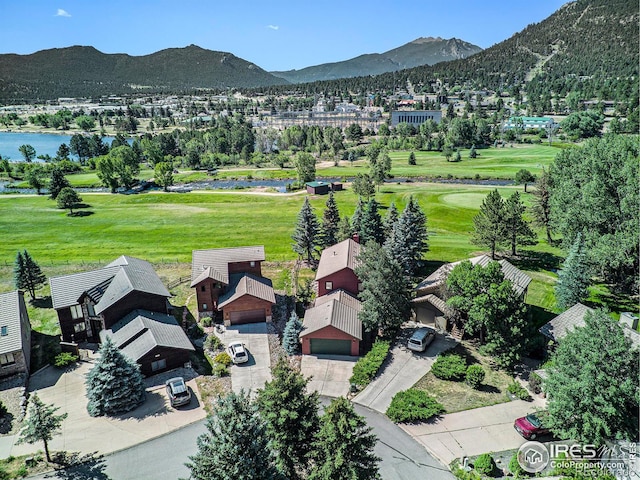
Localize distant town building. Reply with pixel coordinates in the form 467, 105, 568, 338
391, 110, 442, 128
503, 116, 556, 130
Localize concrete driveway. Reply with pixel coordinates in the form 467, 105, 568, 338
301, 355, 357, 397
220, 322, 271, 396
354, 332, 457, 414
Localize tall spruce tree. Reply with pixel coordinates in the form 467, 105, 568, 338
257, 359, 320, 480
555, 232, 591, 310
282, 311, 303, 356
85, 337, 146, 417
384, 196, 428, 277
309, 397, 380, 480
14, 250, 46, 300
187, 390, 281, 480
319, 191, 340, 248
351, 198, 364, 238
48, 166, 71, 200
472, 189, 506, 259
382, 202, 399, 239
292, 197, 320, 265
355, 242, 411, 336
18, 393, 67, 462
503, 191, 536, 256
360, 199, 384, 245
337, 216, 353, 241
531, 167, 554, 244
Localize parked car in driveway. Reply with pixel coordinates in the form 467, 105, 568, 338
227, 341, 249, 364
407, 327, 436, 352
165, 377, 191, 407
514, 413, 550, 439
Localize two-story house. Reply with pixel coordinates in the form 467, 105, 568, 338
191, 246, 275, 326
0, 291, 31, 379
314, 238, 362, 297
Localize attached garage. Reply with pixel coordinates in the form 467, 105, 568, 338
218, 274, 276, 327
310, 338, 352, 355
229, 308, 266, 325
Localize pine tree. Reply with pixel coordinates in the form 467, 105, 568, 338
292, 197, 320, 266
48, 166, 71, 200
555, 233, 591, 310
384, 196, 428, 277
471, 189, 506, 259
18, 393, 67, 462
319, 191, 340, 248
531, 167, 554, 244
282, 311, 303, 355
503, 191, 536, 256
337, 216, 353, 241
355, 242, 412, 336
408, 151, 416, 165
309, 397, 380, 480
15, 250, 46, 300
351, 198, 364, 238
187, 390, 281, 480
360, 199, 384, 245
86, 338, 146, 417
382, 202, 399, 239
56, 187, 82, 215
256, 359, 320, 480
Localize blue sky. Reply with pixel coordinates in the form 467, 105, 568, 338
0, 0, 569, 71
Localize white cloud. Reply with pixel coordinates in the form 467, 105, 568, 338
55, 9, 71, 17
266, 25, 279, 30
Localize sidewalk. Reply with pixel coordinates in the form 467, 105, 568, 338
0, 360, 206, 459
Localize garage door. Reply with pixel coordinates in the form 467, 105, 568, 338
310, 338, 351, 355
229, 309, 266, 325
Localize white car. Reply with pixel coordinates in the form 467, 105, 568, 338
227, 341, 249, 364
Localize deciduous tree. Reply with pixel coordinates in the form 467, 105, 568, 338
352, 173, 375, 200
295, 152, 316, 183
514, 169, 535, 192
56, 187, 82, 215
154, 161, 174, 192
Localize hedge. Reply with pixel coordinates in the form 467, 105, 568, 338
349, 340, 390, 388
386, 389, 445, 423
431, 353, 467, 381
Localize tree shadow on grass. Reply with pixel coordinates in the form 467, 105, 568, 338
67, 211, 94, 217
508, 250, 563, 273
477, 384, 501, 394
49, 451, 111, 479
31, 295, 53, 309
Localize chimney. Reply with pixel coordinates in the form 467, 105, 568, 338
352, 233, 360, 244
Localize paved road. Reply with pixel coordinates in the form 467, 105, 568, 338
29, 401, 454, 480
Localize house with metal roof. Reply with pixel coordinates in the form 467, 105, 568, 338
100, 309, 194, 376
300, 289, 362, 356
0, 291, 31, 379
191, 246, 276, 325
50, 256, 172, 344
315, 237, 362, 298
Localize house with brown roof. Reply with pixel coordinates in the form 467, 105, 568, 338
191, 246, 276, 325
314, 238, 362, 297
50, 256, 172, 343
300, 289, 362, 356
0, 291, 31, 379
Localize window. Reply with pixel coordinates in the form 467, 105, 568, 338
74, 322, 86, 333
70, 304, 83, 320
0, 353, 15, 366
202, 303, 208, 310
151, 358, 167, 372
0, 326, 7, 336
87, 303, 95, 317
325, 281, 333, 291
250, 261, 256, 267
201, 285, 206, 292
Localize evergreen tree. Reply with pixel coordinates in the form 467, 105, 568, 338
337, 216, 353, 242
471, 189, 505, 259
86, 337, 146, 417
319, 191, 340, 248
531, 167, 554, 244
355, 242, 411, 336
384, 196, 428, 277
360, 199, 384, 245
351, 198, 364, 238
309, 397, 380, 480
187, 390, 281, 480
555, 233, 591, 310
292, 197, 320, 265
469, 144, 477, 158
408, 151, 416, 165
282, 312, 303, 355
18, 393, 67, 462
382, 202, 399, 239
56, 187, 82, 215
545, 310, 639, 444
48, 166, 71, 200
257, 359, 320, 480
15, 250, 46, 300
503, 191, 536, 256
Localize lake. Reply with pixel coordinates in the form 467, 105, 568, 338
0, 131, 123, 161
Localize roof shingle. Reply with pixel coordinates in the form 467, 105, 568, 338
190, 246, 265, 287
0, 291, 28, 354
315, 238, 361, 280
217, 273, 276, 309
301, 295, 362, 340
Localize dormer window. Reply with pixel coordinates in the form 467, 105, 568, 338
325, 281, 333, 291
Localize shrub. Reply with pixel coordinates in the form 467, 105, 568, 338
204, 334, 222, 351
507, 381, 532, 401
212, 363, 228, 377
474, 453, 496, 476
465, 364, 485, 389
214, 352, 232, 367
201, 316, 213, 328
431, 353, 467, 381
509, 452, 526, 478
528, 372, 543, 395
386, 389, 445, 423
54, 352, 78, 368
0, 401, 7, 417
349, 341, 390, 388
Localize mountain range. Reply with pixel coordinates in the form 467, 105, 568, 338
270, 37, 482, 84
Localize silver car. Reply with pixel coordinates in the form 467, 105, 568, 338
165, 377, 191, 407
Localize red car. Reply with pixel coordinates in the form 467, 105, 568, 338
514, 413, 550, 440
